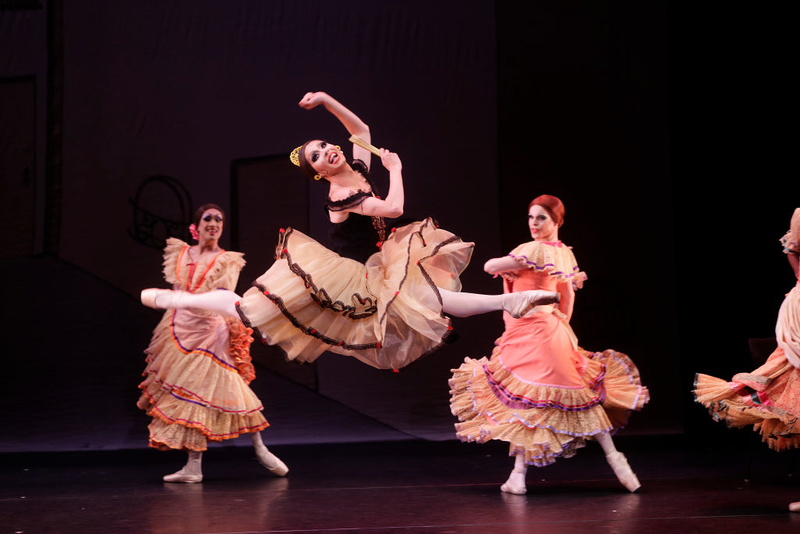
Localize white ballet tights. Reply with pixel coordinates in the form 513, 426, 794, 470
597, 432, 641, 492
251, 432, 278, 469
439, 289, 507, 317
183, 450, 203, 475
501, 434, 632, 495
595, 432, 618, 456
250, 432, 289, 476
152, 286, 553, 321
439, 288, 555, 318
501, 453, 528, 494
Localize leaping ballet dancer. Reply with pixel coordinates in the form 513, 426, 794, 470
141, 92, 559, 371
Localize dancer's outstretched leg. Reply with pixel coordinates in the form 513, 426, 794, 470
142, 287, 558, 321
250, 432, 289, 477
596, 432, 641, 492
500, 453, 528, 495
439, 288, 559, 319
141, 288, 240, 318
163, 450, 203, 483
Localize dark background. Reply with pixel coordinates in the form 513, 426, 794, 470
0, 1, 793, 453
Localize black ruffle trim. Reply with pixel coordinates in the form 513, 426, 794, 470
324, 190, 373, 211
276, 228, 378, 320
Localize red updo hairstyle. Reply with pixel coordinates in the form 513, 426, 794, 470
528, 194, 565, 227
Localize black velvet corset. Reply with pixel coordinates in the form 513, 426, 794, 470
325, 189, 386, 263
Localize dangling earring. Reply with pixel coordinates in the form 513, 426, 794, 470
335, 145, 341, 151
314, 174, 322, 181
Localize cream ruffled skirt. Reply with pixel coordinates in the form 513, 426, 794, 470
138, 309, 267, 451
237, 218, 474, 370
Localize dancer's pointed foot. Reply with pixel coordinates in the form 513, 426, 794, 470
163, 468, 203, 484
141, 288, 190, 310
790, 501, 800, 512
502, 290, 560, 319
141, 288, 171, 309
606, 451, 641, 492
500, 467, 527, 495
255, 444, 289, 477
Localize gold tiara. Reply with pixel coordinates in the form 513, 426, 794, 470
290, 145, 302, 167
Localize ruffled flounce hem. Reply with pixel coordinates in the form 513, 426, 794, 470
582, 348, 650, 428
228, 320, 256, 384
138, 395, 269, 451
237, 218, 474, 370
449, 348, 648, 467
138, 315, 267, 451
694, 352, 800, 451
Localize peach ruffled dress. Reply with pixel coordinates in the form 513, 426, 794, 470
450, 241, 649, 466
694, 210, 800, 450
137, 238, 267, 451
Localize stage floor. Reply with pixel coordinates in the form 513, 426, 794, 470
2, 435, 799, 533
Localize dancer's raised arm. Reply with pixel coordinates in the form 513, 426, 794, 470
295, 91, 404, 221
351, 148, 404, 219
299, 91, 372, 169
484, 256, 523, 275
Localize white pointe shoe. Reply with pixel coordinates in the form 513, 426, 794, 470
163, 468, 203, 484
141, 288, 171, 309
606, 451, 641, 492
141, 288, 190, 310
502, 290, 561, 319
500, 467, 527, 495
790, 501, 800, 512
255, 446, 289, 477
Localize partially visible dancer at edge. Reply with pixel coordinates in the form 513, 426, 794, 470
450, 194, 649, 494
138, 203, 288, 483
695, 208, 800, 512
142, 92, 559, 372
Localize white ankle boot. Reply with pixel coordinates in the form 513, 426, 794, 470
606, 451, 641, 492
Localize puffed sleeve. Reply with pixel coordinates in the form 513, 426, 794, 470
162, 238, 189, 285
507, 240, 586, 288
206, 251, 246, 291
